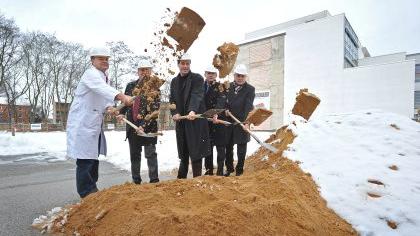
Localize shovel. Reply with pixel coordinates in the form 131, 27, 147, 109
178, 108, 225, 120
166, 7, 206, 52
226, 111, 278, 153
122, 117, 163, 138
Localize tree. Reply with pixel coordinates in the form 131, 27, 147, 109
0, 13, 23, 136
0, 13, 20, 98
106, 41, 137, 90
21, 32, 53, 122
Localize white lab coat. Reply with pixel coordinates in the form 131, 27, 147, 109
66, 67, 119, 160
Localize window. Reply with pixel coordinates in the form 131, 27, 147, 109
415, 65, 420, 83
344, 18, 359, 68
415, 91, 420, 109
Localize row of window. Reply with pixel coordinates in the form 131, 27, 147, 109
344, 18, 359, 68
415, 91, 420, 108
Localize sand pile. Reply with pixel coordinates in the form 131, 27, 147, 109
35, 90, 357, 235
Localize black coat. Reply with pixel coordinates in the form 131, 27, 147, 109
170, 71, 210, 161
204, 81, 228, 146
121, 78, 160, 145
225, 82, 255, 144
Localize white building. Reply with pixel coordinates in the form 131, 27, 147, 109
236, 10, 416, 129
406, 53, 420, 120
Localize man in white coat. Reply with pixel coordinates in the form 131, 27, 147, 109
66, 47, 132, 198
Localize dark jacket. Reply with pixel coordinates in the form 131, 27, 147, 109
121, 78, 160, 145
204, 81, 228, 146
225, 82, 255, 144
170, 71, 210, 161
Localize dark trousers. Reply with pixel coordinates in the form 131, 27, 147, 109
225, 142, 247, 176
177, 134, 203, 178
76, 159, 99, 198
204, 144, 226, 176
128, 138, 159, 183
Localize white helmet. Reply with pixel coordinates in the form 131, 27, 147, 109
205, 65, 218, 73
179, 53, 191, 61
233, 64, 248, 75
137, 59, 153, 69
89, 47, 111, 57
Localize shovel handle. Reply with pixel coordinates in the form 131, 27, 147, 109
178, 114, 202, 120
115, 96, 137, 112
227, 111, 278, 153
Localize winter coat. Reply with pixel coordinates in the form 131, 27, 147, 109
120, 78, 160, 145
170, 71, 210, 161
67, 67, 119, 159
225, 82, 255, 144
204, 81, 229, 146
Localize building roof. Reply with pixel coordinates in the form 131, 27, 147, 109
238, 10, 331, 45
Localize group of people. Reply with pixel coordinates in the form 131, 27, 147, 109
66, 47, 255, 198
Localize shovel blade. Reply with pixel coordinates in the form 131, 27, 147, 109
262, 143, 278, 153
202, 108, 225, 118
245, 108, 273, 126
167, 7, 206, 52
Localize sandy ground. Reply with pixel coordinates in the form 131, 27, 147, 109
0, 157, 172, 236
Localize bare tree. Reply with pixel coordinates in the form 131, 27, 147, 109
0, 13, 20, 98
3, 56, 31, 136
0, 13, 24, 135
22, 32, 53, 122
56, 43, 89, 129
106, 41, 137, 90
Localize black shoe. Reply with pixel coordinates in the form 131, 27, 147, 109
235, 169, 243, 176
150, 178, 160, 183
224, 171, 233, 177
133, 179, 142, 185
204, 169, 214, 176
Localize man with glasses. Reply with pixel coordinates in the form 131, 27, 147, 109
117, 59, 160, 184
224, 64, 255, 176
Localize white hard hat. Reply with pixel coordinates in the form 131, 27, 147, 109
205, 65, 218, 73
179, 53, 191, 61
137, 59, 153, 69
233, 64, 248, 75
89, 47, 111, 57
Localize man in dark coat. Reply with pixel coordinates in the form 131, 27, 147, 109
118, 59, 160, 184
170, 53, 210, 178
224, 64, 255, 176
203, 65, 229, 176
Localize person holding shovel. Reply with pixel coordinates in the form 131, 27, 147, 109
117, 59, 160, 184
66, 47, 133, 198
224, 64, 255, 176
203, 65, 229, 176
170, 53, 210, 178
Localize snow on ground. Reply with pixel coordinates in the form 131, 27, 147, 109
0, 129, 271, 172
284, 110, 420, 236
5, 109, 420, 235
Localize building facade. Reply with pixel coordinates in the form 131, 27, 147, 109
236, 11, 415, 129
406, 53, 420, 121
53, 102, 70, 124
0, 104, 31, 124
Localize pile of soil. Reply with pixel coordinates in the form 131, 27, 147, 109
37, 90, 357, 235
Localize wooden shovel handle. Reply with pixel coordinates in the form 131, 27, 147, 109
115, 96, 137, 112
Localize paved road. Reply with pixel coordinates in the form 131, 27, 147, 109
0, 157, 171, 236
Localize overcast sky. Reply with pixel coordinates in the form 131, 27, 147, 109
1, 0, 419, 74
